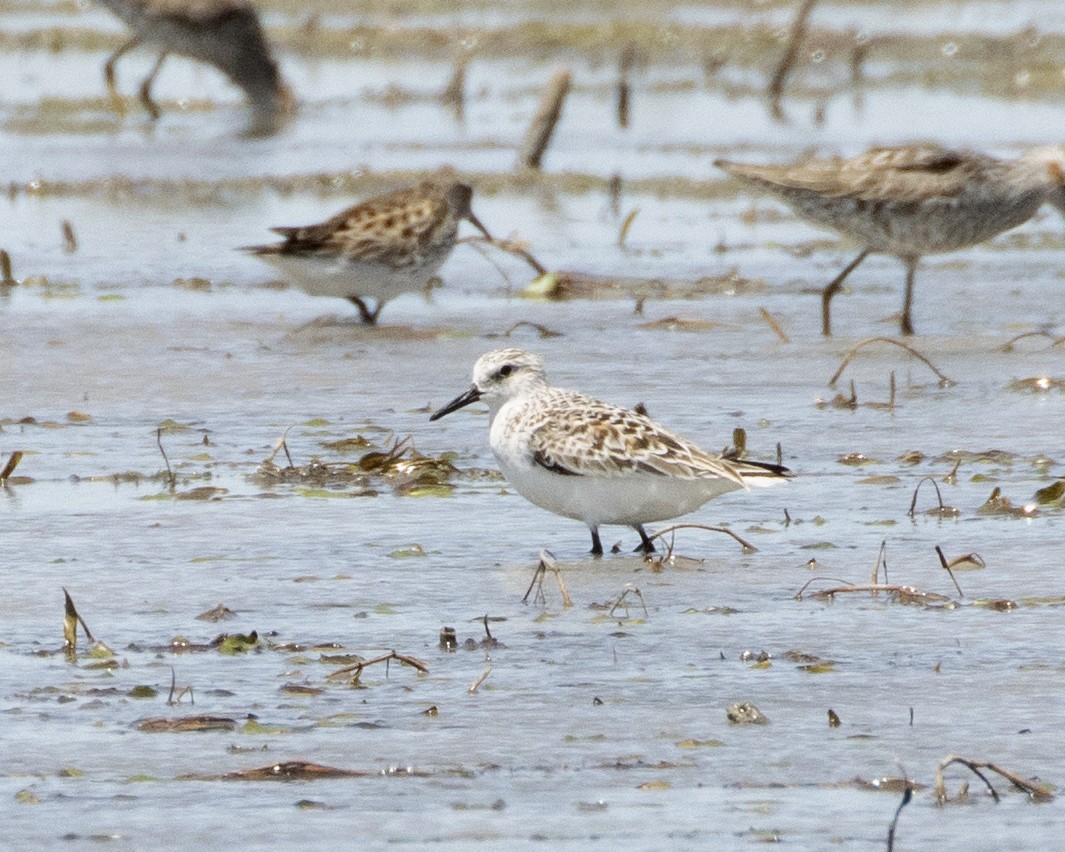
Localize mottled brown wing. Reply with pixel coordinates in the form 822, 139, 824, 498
525, 393, 748, 484
719, 144, 988, 204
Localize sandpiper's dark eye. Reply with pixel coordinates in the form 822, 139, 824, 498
498, 364, 514, 378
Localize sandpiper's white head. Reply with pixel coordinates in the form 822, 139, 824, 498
430, 349, 548, 421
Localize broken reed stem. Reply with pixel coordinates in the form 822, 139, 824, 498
156, 427, 175, 488
440, 57, 467, 115
647, 523, 758, 554
609, 584, 648, 618
767, 0, 818, 119
326, 650, 429, 684
1, 249, 15, 285
794, 578, 954, 605
62, 220, 78, 253
517, 69, 571, 170
0, 450, 23, 483
759, 307, 790, 343
62, 587, 95, 659
616, 44, 635, 128
870, 539, 887, 585
617, 208, 639, 249
828, 336, 955, 388
263, 425, 296, 466
523, 549, 573, 607
468, 664, 492, 693
934, 545, 966, 598
997, 330, 1054, 352
908, 476, 948, 516
498, 320, 562, 340
934, 754, 1053, 804
460, 234, 548, 276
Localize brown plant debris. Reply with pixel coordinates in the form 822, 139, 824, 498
136, 716, 236, 733
326, 650, 429, 686
934, 755, 1053, 804
523, 269, 763, 301
726, 702, 769, 725
907, 476, 959, 518
767, 0, 819, 120
794, 577, 955, 607
224, 761, 369, 781
609, 584, 648, 619
518, 69, 571, 170
196, 603, 237, 622
62, 587, 95, 659
976, 487, 1037, 517
522, 549, 573, 608
646, 523, 758, 554
0, 450, 23, 483
828, 337, 955, 389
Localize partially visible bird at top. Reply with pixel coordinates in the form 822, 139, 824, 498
716, 144, 1065, 336
96, 0, 294, 135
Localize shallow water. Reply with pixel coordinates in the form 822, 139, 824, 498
4, 0, 1065, 848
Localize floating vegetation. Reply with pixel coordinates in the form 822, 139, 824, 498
251, 433, 463, 497
726, 702, 769, 725
934, 754, 1054, 804
136, 716, 236, 733
522, 269, 763, 302
1007, 376, 1065, 393
325, 651, 429, 687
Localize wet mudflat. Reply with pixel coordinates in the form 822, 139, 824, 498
4, 0, 1065, 847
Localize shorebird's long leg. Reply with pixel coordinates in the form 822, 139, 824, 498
138, 51, 169, 120
632, 525, 656, 554
821, 249, 869, 336
589, 527, 604, 557
349, 297, 382, 325
104, 36, 143, 114
900, 258, 918, 336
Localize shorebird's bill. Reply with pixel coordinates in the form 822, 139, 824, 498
430, 385, 483, 420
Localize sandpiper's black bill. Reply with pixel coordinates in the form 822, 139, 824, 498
429, 385, 482, 420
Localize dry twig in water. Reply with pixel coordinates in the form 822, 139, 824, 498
461, 234, 548, 277
468, 664, 492, 694
934, 545, 985, 597
156, 427, 176, 488
908, 476, 958, 518
326, 651, 429, 686
794, 577, 954, 606
0, 451, 23, 483
828, 337, 955, 389
62, 587, 95, 658
609, 583, 648, 619
523, 549, 573, 608
759, 307, 790, 343
647, 523, 758, 554
934, 754, 1053, 804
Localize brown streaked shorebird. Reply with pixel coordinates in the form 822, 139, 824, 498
716, 144, 1065, 335
97, 0, 293, 134
243, 181, 493, 325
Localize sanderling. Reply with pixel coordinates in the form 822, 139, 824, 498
430, 348, 790, 555
716, 144, 1065, 336
244, 181, 492, 324
98, 0, 293, 134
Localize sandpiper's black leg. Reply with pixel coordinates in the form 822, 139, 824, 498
590, 527, 603, 557
632, 525, 656, 554
349, 296, 381, 325
138, 51, 169, 120
900, 258, 918, 336
104, 36, 143, 113
822, 249, 869, 336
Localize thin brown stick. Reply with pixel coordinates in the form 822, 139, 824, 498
647, 523, 758, 554
62, 220, 78, 253
156, 427, 175, 488
326, 651, 429, 685
517, 70, 571, 169
0, 249, 14, 285
934, 754, 1053, 804
0, 451, 23, 483
523, 549, 573, 607
460, 235, 548, 276
759, 307, 790, 343
767, 0, 818, 120
828, 337, 955, 388
617, 208, 639, 249
609, 584, 648, 619
795, 578, 953, 604
468, 664, 492, 694
997, 330, 1054, 352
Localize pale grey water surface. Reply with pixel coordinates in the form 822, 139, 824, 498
3, 0, 1065, 848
